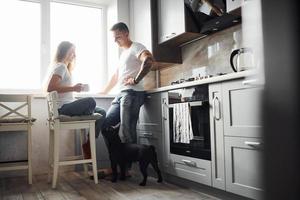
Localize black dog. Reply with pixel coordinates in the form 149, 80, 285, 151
104, 126, 163, 186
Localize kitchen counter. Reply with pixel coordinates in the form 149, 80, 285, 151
147, 70, 258, 93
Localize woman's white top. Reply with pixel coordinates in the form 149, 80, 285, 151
52, 62, 74, 108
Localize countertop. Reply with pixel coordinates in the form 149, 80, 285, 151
147, 70, 258, 93
3, 70, 257, 98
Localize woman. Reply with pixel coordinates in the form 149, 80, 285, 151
47, 41, 106, 158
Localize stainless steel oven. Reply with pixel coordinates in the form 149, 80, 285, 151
167, 85, 211, 160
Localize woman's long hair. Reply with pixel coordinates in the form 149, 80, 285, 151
54, 41, 75, 72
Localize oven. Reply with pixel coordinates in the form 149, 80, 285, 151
167, 85, 211, 160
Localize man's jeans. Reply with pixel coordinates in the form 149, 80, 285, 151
102, 90, 145, 143
58, 97, 106, 138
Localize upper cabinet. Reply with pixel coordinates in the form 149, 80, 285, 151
158, 0, 202, 46
130, 0, 182, 66
157, 0, 241, 47
158, 0, 203, 46
226, 0, 244, 13
130, 0, 242, 67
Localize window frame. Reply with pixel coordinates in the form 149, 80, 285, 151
0, 0, 108, 94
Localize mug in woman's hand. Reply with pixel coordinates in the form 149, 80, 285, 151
81, 84, 90, 92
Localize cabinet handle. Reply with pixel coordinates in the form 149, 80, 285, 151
165, 32, 176, 39
182, 159, 197, 167
245, 141, 261, 147
242, 79, 258, 86
213, 96, 221, 120
141, 132, 154, 137
162, 98, 167, 120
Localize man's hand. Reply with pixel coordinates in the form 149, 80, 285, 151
123, 77, 136, 86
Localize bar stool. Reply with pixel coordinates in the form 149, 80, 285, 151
0, 94, 36, 184
46, 91, 101, 188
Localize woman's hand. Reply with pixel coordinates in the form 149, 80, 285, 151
73, 83, 83, 92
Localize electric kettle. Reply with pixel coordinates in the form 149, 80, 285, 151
230, 47, 254, 72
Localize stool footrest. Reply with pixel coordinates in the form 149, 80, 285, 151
0, 162, 29, 171
59, 159, 92, 166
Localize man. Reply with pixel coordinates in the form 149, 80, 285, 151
99, 22, 153, 175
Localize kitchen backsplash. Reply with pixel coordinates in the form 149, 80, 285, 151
157, 24, 243, 87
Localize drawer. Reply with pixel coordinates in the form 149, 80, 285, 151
224, 136, 263, 199
137, 122, 161, 132
169, 154, 212, 186
137, 130, 160, 139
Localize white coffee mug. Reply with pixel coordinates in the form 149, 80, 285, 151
81, 84, 90, 92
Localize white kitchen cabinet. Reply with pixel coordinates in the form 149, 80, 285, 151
157, 0, 204, 46
158, 0, 185, 44
130, 0, 182, 64
209, 78, 264, 199
137, 93, 163, 167
224, 136, 264, 200
209, 83, 226, 190
226, 0, 244, 13
222, 79, 263, 138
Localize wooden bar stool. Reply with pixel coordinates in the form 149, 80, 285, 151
46, 91, 101, 188
0, 94, 36, 184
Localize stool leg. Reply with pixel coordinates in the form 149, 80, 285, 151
27, 125, 33, 184
89, 123, 98, 184
80, 129, 88, 177
52, 124, 60, 189
48, 129, 54, 183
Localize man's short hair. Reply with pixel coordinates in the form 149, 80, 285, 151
110, 22, 129, 33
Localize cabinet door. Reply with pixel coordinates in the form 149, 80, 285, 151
225, 136, 263, 200
222, 79, 263, 137
209, 83, 225, 190
138, 93, 162, 132
161, 92, 171, 171
137, 130, 162, 167
226, 0, 244, 12
158, 0, 185, 43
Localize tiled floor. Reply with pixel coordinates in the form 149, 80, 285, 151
0, 171, 240, 200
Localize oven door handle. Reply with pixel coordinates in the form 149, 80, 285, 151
213, 96, 221, 120
168, 101, 203, 108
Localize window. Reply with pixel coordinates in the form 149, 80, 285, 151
0, 0, 40, 90
0, 0, 107, 93
50, 2, 105, 93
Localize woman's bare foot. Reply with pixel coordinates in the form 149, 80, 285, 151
82, 140, 91, 159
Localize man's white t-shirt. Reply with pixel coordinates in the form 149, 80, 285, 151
117, 42, 147, 92
52, 63, 74, 108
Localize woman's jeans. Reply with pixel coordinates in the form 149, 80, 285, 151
58, 97, 106, 138
102, 90, 145, 144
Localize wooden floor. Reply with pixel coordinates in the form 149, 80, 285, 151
0, 172, 225, 200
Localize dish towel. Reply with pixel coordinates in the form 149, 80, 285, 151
173, 102, 194, 143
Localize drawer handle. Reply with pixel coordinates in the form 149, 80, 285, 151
182, 159, 197, 167
245, 141, 261, 147
141, 132, 153, 137
165, 33, 176, 39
